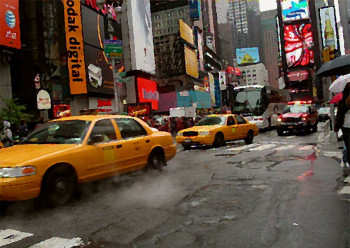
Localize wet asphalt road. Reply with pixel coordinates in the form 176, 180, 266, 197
0, 127, 349, 248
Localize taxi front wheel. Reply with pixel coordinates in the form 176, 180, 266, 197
41, 165, 77, 207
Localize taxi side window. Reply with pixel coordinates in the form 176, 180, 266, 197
115, 118, 148, 139
227, 116, 236, 126
235, 116, 247, 125
90, 119, 117, 142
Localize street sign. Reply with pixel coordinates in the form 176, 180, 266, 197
104, 39, 122, 58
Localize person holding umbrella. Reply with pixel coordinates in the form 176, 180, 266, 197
335, 83, 350, 176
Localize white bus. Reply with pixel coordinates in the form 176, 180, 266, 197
231, 85, 291, 130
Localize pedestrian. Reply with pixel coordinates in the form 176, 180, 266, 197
335, 82, 350, 176
1, 121, 14, 148
18, 120, 29, 138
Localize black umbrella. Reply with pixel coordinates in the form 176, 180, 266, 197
316, 54, 350, 77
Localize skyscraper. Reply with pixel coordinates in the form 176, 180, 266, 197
261, 9, 279, 88
228, 0, 263, 60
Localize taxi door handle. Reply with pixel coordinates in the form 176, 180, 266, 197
146, 139, 150, 143
133, 141, 139, 145
116, 144, 123, 149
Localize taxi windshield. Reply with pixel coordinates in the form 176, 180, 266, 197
22, 120, 91, 145
283, 105, 309, 114
196, 117, 226, 126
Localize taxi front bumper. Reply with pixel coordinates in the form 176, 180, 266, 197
0, 177, 41, 201
176, 135, 215, 146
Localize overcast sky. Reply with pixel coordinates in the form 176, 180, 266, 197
260, 0, 277, 12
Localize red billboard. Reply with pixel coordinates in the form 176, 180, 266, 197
0, 0, 21, 49
284, 23, 314, 68
137, 78, 159, 110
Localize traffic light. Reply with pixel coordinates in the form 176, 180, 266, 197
322, 47, 330, 63
329, 47, 336, 60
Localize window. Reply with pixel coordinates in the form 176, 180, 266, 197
235, 116, 247, 125
115, 118, 148, 139
227, 116, 236, 126
90, 119, 117, 143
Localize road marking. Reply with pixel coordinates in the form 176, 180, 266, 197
0, 229, 33, 247
323, 151, 343, 158
226, 144, 259, 151
299, 145, 314, 150
29, 237, 84, 248
274, 144, 296, 151
249, 144, 276, 151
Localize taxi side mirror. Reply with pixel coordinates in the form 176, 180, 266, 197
88, 134, 105, 145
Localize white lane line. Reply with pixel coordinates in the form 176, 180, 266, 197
299, 145, 314, 150
226, 144, 259, 151
323, 151, 343, 158
0, 229, 33, 247
249, 144, 276, 151
29, 237, 84, 248
274, 144, 296, 151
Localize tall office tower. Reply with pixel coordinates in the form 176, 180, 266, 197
228, 0, 263, 61
261, 9, 279, 88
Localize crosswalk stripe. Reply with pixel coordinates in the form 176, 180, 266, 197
226, 144, 259, 151
29, 237, 84, 248
274, 144, 296, 151
249, 144, 276, 151
299, 145, 314, 150
0, 229, 33, 247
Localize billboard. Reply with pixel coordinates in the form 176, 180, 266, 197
281, 0, 309, 22
0, 0, 21, 49
184, 45, 199, 79
179, 19, 194, 45
137, 78, 159, 110
320, 6, 338, 50
236, 47, 260, 65
63, 0, 87, 94
189, 0, 201, 20
284, 23, 314, 67
127, 0, 155, 74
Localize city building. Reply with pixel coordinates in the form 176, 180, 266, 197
238, 63, 268, 86
261, 9, 279, 89
228, 0, 263, 60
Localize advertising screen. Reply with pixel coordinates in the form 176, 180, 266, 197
184, 45, 199, 79
320, 6, 338, 50
189, 0, 201, 20
180, 19, 194, 45
284, 23, 314, 67
281, 0, 309, 22
236, 47, 260, 65
137, 78, 159, 110
0, 0, 21, 49
127, 0, 155, 74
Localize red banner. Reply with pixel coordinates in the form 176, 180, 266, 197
137, 78, 159, 110
0, 0, 21, 49
128, 105, 150, 117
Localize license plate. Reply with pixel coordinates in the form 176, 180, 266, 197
185, 139, 192, 143
288, 126, 293, 129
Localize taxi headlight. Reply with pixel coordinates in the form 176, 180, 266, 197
199, 131, 210, 136
277, 118, 282, 122
302, 118, 307, 121
0, 166, 37, 178
176, 132, 183, 137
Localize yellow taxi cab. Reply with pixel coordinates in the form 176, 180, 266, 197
176, 114, 259, 149
0, 115, 177, 206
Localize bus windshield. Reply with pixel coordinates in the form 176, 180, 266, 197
232, 89, 265, 116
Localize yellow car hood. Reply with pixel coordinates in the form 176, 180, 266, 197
181, 125, 222, 132
0, 144, 78, 166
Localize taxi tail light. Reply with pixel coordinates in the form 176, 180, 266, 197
301, 114, 308, 118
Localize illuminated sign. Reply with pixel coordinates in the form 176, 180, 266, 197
184, 45, 199, 79
128, 105, 150, 117
63, 0, 88, 94
284, 23, 314, 67
0, 0, 21, 49
320, 6, 338, 50
180, 19, 194, 45
189, 0, 201, 20
281, 0, 309, 22
236, 47, 260, 65
137, 78, 159, 110
37, 90, 51, 110
54, 104, 71, 118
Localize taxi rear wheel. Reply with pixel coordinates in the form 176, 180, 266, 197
148, 150, 166, 170
213, 133, 224, 148
245, 130, 254, 144
41, 165, 77, 207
